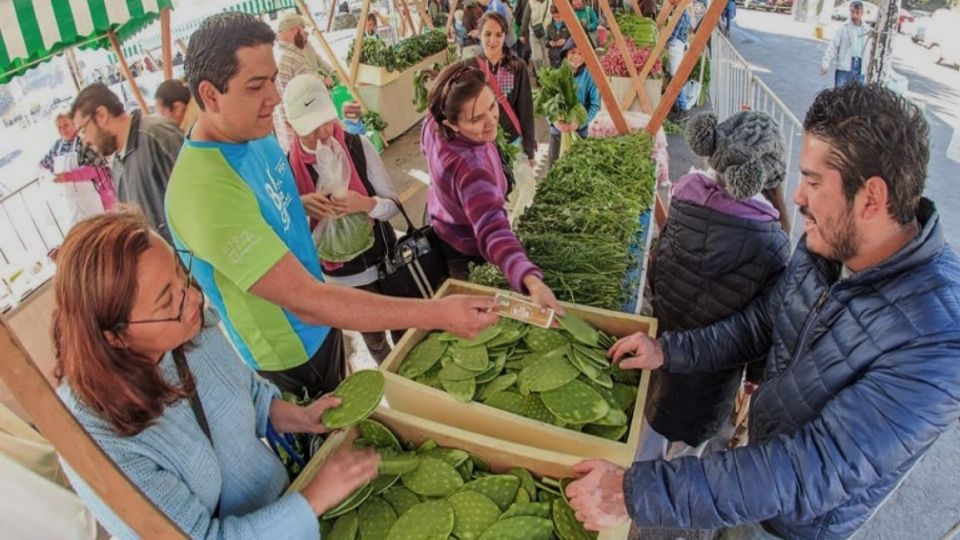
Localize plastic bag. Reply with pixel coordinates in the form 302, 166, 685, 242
506, 158, 536, 225
680, 81, 701, 112
310, 139, 375, 263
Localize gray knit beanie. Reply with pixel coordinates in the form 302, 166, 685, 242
684, 111, 786, 200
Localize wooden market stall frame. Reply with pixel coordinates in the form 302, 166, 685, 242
0, 322, 187, 538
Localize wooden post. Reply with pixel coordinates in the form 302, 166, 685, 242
350, 0, 373, 85
0, 322, 187, 538
327, 0, 339, 32
599, 0, 652, 113
555, 0, 629, 134
107, 31, 149, 113
445, 0, 460, 34
415, 0, 435, 29
398, 0, 419, 35
65, 48, 83, 91
161, 7, 173, 80
296, 0, 370, 112
656, 0, 674, 27
620, 0, 690, 109
629, 0, 642, 16
646, 0, 723, 136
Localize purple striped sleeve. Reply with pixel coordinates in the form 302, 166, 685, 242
460, 168, 543, 292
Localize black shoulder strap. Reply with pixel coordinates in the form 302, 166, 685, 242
172, 348, 221, 518
344, 133, 371, 194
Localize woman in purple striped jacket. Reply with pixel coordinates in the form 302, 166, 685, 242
421, 64, 564, 315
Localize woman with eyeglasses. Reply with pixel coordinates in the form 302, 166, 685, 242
52, 210, 379, 539
422, 63, 563, 315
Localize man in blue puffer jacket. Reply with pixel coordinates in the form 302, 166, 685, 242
566, 84, 960, 540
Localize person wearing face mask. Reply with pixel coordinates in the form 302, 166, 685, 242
422, 63, 563, 314
547, 40, 600, 168
273, 12, 336, 152
69, 83, 183, 242
165, 13, 498, 399
565, 85, 960, 540
52, 210, 380, 539
40, 111, 117, 219
460, 12, 537, 164
284, 74, 402, 363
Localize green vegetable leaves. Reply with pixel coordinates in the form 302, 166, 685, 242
534, 62, 588, 127
350, 30, 448, 73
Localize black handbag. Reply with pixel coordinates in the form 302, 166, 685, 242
376, 201, 449, 299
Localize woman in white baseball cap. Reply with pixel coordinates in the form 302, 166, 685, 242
283, 73, 403, 362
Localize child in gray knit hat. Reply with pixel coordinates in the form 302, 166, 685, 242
637, 110, 792, 461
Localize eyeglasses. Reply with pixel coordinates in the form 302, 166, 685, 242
110, 250, 194, 332
76, 115, 95, 139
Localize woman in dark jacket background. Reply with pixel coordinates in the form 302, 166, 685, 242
639, 111, 792, 460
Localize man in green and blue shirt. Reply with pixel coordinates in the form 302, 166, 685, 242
166, 12, 498, 397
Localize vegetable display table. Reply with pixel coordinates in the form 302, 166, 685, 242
355, 50, 449, 141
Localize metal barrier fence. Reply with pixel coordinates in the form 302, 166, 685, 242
0, 176, 65, 267
708, 29, 805, 243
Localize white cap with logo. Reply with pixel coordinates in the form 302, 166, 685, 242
284, 73, 338, 137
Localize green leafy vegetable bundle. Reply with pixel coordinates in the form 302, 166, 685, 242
350, 30, 448, 73
615, 13, 658, 48
470, 133, 657, 310
534, 62, 588, 159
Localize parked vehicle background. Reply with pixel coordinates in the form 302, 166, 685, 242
922, 9, 960, 68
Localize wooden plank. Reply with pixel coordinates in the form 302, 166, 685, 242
445, 0, 460, 34
600, 0, 652, 113
349, 0, 373, 86
621, 0, 690, 110
629, 0, 643, 17
378, 280, 657, 466
554, 0, 629, 135
0, 322, 186, 538
646, 0, 725, 136
398, 0, 419, 35
161, 8, 173, 80
414, 0, 435, 29
326, 0, 339, 32
656, 0, 674, 27
296, 0, 370, 112
107, 31, 148, 113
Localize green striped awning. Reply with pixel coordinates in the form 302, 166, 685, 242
227, 0, 296, 15
0, 0, 175, 84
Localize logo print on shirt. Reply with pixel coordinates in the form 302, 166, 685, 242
264, 166, 293, 232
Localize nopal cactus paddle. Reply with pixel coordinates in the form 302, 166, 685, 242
322, 370, 385, 429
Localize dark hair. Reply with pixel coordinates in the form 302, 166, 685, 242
478, 12, 525, 72
155, 79, 192, 108
367, 13, 377, 24
70, 83, 124, 119
803, 84, 928, 225
428, 63, 490, 138
185, 12, 276, 111
464, 4, 485, 31
53, 209, 195, 436
550, 4, 559, 12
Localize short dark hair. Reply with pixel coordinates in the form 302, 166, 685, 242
70, 83, 124, 119
803, 84, 928, 225
155, 79, 192, 108
185, 12, 275, 111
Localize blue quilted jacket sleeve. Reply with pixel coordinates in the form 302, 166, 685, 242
623, 336, 960, 529
660, 270, 788, 375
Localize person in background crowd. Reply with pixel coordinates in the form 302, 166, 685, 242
364, 13, 380, 38
522, 0, 553, 73
479, 0, 518, 46
52, 210, 381, 539
566, 84, 960, 540
821, 0, 871, 87
40, 112, 117, 213
640, 111, 791, 463
637, 0, 657, 18
462, 12, 537, 164
513, 0, 532, 62
572, 0, 599, 41
284, 74, 402, 363
333, 2, 360, 30
273, 12, 336, 152
461, 2, 486, 58
665, 0, 692, 110
70, 83, 182, 242
422, 63, 562, 313
546, 6, 571, 68
166, 12, 497, 398
721, 0, 736, 35
547, 41, 600, 168
155, 79, 200, 133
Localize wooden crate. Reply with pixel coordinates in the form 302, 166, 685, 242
289, 407, 630, 540
354, 51, 448, 141
380, 280, 657, 466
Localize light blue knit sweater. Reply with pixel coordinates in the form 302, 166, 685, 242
58, 326, 319, 539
